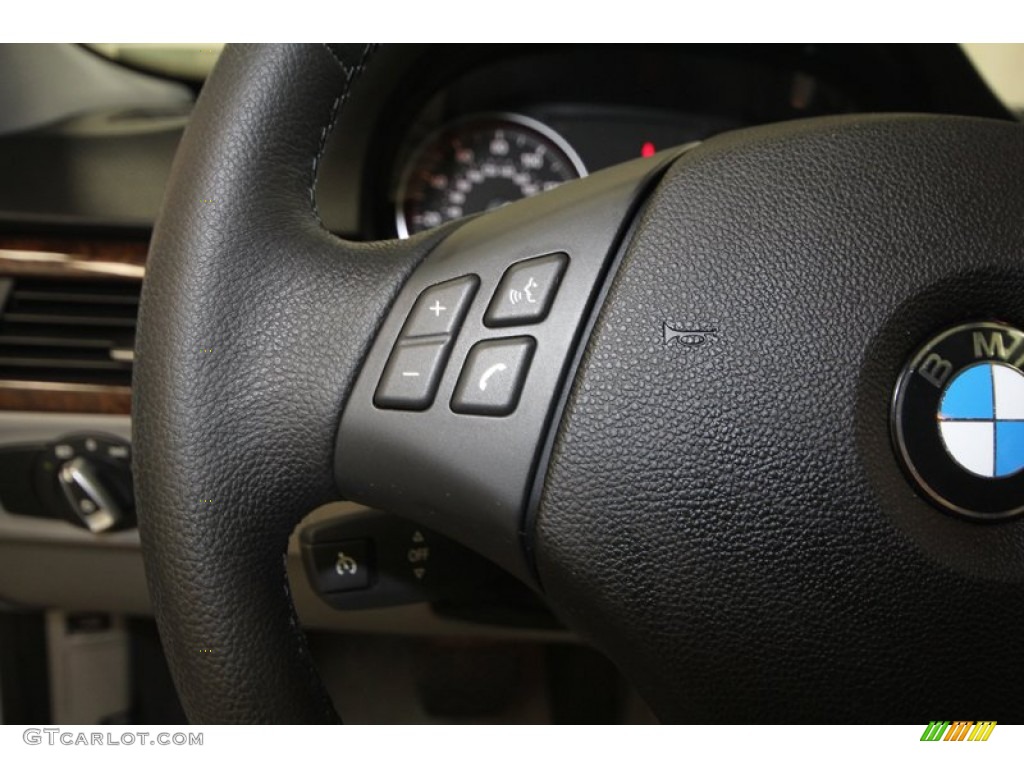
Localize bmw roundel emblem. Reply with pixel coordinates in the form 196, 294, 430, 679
893, 321, 1024, 519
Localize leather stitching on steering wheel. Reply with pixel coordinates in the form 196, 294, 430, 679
310, 43, 376, 225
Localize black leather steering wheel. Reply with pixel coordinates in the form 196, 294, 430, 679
134, 44, 1024, 723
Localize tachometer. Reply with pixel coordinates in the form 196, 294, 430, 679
396, 113, 587, 238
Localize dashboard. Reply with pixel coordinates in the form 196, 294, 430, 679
331, 44, 1013, 240
0, 43, 1016, 638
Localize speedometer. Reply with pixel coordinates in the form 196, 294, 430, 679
395, 113, 587, 238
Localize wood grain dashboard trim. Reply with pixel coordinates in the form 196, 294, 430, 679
0, 380, 132, 414
0, 249, 145, 280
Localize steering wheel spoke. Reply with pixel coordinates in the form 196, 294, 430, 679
336, 148, 682, 582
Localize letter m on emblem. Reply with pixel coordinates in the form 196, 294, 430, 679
974, 330, 1022, 361
921, 721, 950, 741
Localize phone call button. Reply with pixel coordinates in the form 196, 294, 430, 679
451, 337, 536, 416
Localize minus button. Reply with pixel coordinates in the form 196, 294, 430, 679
374, 339, 450, 411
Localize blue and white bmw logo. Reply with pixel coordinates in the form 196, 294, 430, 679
893, 322, 1024, 519
938, 362, 1024, 478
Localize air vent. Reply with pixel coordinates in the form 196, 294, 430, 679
0, 277, 139, 386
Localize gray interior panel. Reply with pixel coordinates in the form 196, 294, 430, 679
0, 412, 567, 640
0, 44, 191, 136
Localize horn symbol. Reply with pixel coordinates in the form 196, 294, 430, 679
662, 322, 716, 346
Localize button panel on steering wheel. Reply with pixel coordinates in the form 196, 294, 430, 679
335, 151, 684, 582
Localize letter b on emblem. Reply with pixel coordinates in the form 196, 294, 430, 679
919, 353, 953, 388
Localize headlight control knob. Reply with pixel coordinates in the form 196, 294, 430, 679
57, 456, 124, 533
34, 434, 135, 532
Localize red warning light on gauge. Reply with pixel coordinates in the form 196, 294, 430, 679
641, 141, 656, 158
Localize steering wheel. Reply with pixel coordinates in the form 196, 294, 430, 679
133, 44, 1024, 723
